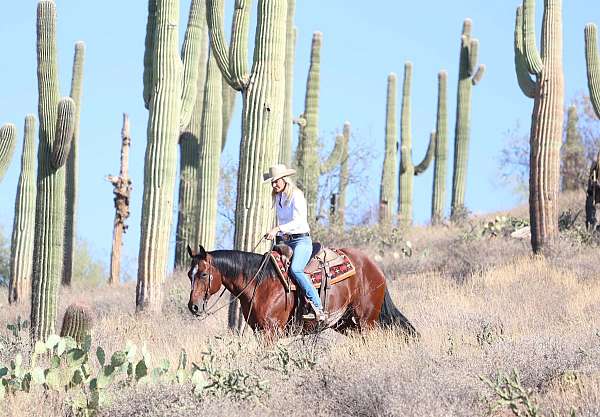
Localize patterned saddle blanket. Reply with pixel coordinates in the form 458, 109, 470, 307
269, 243, 355, 291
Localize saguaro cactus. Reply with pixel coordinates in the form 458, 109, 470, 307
279, 0, 296, 166
63, 41, 85, 287
585, 23, 600, 118
8, 116, 37, 304
431, 71, 448, 225
206, 0, 287, 252
107, 114, 132, 286
450, 19, 485, 219
561, 105, 586, 191
174, 19, 208, 270
0, 124, 17, 182
31, 0, 77, 342
332, 122, 350, 227
514, 0, 564, 253
137, 0, 203, 312
398, 62, 435, 226
295, 32, 344, 220
379, 73, 398, 224
60, 302, 93, 345
196, 51, 223, 250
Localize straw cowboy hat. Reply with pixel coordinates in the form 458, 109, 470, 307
262, 164, 296, 183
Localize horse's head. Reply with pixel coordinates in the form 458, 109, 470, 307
187, 244, 222, 316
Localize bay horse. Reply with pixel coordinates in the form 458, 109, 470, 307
186, 244, 417, 337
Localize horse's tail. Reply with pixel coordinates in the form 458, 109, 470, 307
378, 286, 419, 338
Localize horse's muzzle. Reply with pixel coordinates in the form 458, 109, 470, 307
188, 301, 204, 316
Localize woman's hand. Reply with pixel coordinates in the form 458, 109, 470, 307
264, 226, 280, 241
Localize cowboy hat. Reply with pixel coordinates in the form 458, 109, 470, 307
262, 164, 296, 183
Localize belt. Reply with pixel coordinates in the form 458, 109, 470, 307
282, 232, 310, 240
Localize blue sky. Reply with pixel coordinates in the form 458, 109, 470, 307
1, 1, 599, 277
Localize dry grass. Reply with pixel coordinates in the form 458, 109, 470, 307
2, 192, 600, 416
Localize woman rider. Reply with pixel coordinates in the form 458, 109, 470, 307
263, 164, 326, 322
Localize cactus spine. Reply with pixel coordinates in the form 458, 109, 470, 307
280, 0, 296, 166
8, 116, 37, 304
137, 0, 203, 311
379, 73, 398, 224
450, 19, 485, 218
431, 71, 448, 225
60, 302, 93, 345
0, 124, 17, 182
196, 51, 223, 250
31, 0, 77, 342
206, 0, 287, 252
174, 16, 208, 270
585, 23, 600, 118
514, 0, 564, 253
398, 62, 435, 226
63, 41, 85, 287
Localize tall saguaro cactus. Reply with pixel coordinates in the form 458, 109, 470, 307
514, 0, 564, 253
196, 51, 223, 250
279, 0, 296, 166
31, 0, 77, 342
295, 32, 344, 221
137, 0, 203, 312
174, 19, 208, 270
431, 71, 448, 225
398, 62, 435, 226
379, 73, 398, 224
63, 41, 85, 287
561, 105, 586, 191
450, 19, 485, 218
206, 0, 287, 252
585, 23, 600, 118
0, 124, 17, 182
8, 116, 37, 304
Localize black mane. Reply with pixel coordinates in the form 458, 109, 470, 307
209, 250, 278, 284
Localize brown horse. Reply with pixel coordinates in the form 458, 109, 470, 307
186, 245, 417, 337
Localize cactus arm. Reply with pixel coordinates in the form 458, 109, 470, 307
472, 64, 486, 86
229, 0, 251, 89
414, 131, 436, 175
279, 0, 296, 166
320, 134, 344, 174
467, 39, 479, 76
515, 6, 537, 98
522, 0, 544, 75
51, 98, 76, 169
63, 40, 84, 287
221, 78, 237, 152
431, 71, 448, 225
585, 23, 600, 118
179, 0, 205, 129
206, 0, 235, 88
143, 0, 156, 109
0, 124, 17, 182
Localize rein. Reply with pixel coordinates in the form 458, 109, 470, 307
194, 238, 275, 323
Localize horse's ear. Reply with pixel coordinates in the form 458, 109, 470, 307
187, 244, 195, 258
198, 245, 207, 259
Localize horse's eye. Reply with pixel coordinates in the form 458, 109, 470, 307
200, 272, 209, 279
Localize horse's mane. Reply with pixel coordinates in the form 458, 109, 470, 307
209, 250, 278, 284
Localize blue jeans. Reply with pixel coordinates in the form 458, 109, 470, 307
286, 236, 322, 310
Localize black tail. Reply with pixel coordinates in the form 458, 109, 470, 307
378, 287, 419, 338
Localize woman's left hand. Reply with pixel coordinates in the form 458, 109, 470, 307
264, 227, 279, 241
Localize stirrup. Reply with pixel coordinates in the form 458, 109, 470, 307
303, 301, 327, 322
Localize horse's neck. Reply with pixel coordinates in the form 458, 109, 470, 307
219, 272, 251, 301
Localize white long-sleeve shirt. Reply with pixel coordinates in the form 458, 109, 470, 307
275, 189, 310, 235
